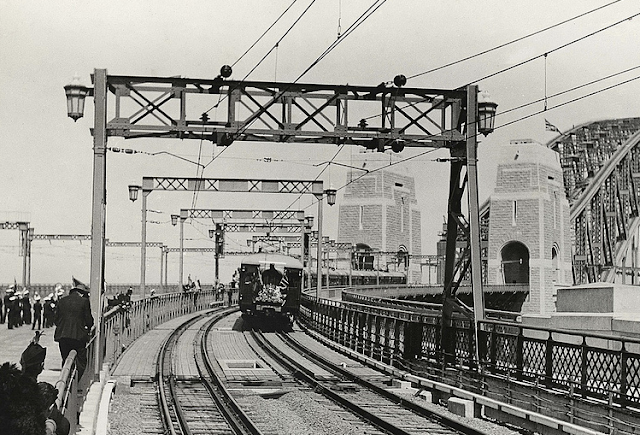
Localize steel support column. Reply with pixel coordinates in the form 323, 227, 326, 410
90, 68, 108, 379
466, 85, 485, 363
316, 195, 323, 299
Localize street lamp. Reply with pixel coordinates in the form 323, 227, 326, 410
127, 184, 152, 297
64, 75, 91, 122
128, 185, 141, 202
303, 216, 315, 288
324, 188, 337, 206
477, 90, 498, 136
208, 229, 215, 239
313, 188, 339, 298
171, 214, 179, 226
63, 70, 106, 380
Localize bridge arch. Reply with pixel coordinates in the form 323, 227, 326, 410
500, 241, 530, 284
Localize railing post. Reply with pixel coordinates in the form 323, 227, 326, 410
403, 320, 423, 361
545, 333, 554, 388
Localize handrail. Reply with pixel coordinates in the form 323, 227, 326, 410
52, 288, 224, 434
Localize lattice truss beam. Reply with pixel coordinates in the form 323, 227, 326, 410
105, 76, 466, 147
183, 209, 304, 221
549, 118, 640, 284
143, 176, 323, 195
180, 208, 306, 235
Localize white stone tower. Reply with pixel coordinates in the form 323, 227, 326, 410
486, 139, 572, 314
337, 152, 422, 282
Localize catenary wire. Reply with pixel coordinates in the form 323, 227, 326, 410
462, 10, 640, 87
231, 0, 299, 68
407, 0, 624, 81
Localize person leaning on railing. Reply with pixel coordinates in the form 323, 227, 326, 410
54, 278, 94, 381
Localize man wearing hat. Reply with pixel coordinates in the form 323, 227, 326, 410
54, 277, 94, 380
6, 285, 17, 329
21, 288, 32, 326
32, 293, 43, 330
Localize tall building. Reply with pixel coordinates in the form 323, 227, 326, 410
337, 152, 422, 282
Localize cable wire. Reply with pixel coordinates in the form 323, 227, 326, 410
231, 0, 299, 68
463, 10, 640, 87
407, 0, 624, 81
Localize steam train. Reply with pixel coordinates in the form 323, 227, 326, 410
238, 252, 304, 320
238, 252, 408, 322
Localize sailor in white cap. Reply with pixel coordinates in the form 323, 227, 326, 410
21, 288, 32, 326
32, 293, 43, 330
43, 293, 55, 328
7, 288, 19, 329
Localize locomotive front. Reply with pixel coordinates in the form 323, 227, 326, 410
238, 253, 303, 320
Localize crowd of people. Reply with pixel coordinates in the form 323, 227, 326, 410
0, 278, 94, 435
1, 284, 66, 331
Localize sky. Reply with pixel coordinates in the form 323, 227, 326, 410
1, 0, 639, 287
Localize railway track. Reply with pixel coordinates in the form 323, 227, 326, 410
248, 324, 492, 435
156, 308, 262, 435
123, 309, 519, 435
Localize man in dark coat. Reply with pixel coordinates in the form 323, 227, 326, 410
21, 289, 32, 325
32, 294, 43, 330
4, 286, 14, 328
54, 278, 94, 380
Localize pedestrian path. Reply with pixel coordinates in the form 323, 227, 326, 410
0, 322, 63, 385
111, 310, 213, 382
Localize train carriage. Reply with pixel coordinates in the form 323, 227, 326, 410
238, 252, 303, 320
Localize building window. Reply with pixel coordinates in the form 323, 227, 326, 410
400, 197, 405, 233
359, 205, 364, 230
512, 200, 517, 226
553, 191, 558, 229
552, 245, 559, 282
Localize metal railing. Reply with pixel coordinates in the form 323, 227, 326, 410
54, 289, 224, 434
299, 292, 640, 433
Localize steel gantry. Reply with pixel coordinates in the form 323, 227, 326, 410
130, 176, 322, 297
177, 207, 306, 285
66, 68, 495, 376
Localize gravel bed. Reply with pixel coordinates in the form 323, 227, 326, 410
242, 389, 369, 435
105, 385, 531, 435
392, 388, 532, 435
107, 385, 159, 435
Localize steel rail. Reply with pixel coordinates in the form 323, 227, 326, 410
280, 331, 492, 435
250, 328, 417, 435
197, 310, 264, 435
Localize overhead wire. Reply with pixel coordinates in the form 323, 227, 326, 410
230, 0, 299, 69
196, 0, 386, 213
295, 66, 640, 214
462, 10, 640, 87
192, 0, 320, 211
358, 6, 639, 123
407, 0, 624, 81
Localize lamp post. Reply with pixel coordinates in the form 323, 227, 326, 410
128, 184, 151, 298
64, 70, 105, 380
172, 213, 187, 287
442, 86, 497, 364
468, 87, 496, 362
209, 226, 221, 284
304, 216, 314, 289
313, 188, 336, 299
